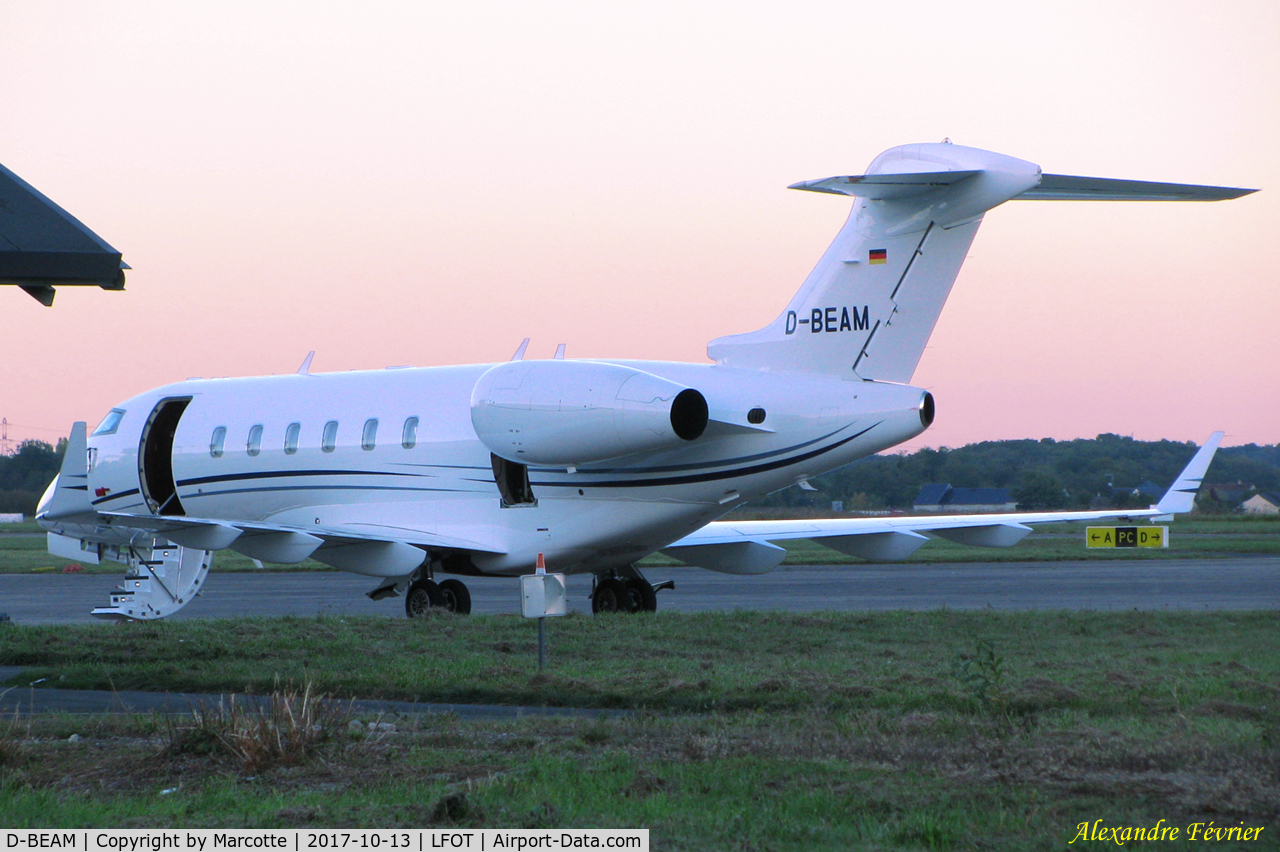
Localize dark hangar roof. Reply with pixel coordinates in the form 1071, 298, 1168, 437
0, 162, 127, 306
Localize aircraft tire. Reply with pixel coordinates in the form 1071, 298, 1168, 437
437, 579, 472, 615
626, 578, 657, 613
591, 578, 633, 614
405, 579, 443, 618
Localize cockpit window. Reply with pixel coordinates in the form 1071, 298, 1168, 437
91, 408, 126, 437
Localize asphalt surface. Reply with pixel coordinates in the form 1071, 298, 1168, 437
2, 558, 1276, 716
1, 557, 1277, 625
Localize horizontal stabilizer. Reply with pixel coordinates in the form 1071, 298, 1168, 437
1017, 174, 1256, 202
788, 170, 980, 200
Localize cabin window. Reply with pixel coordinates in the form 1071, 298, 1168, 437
361, 419, 378, 451
92, 408, 126, 437
209, 426, 227, 458
321, 420, 338, 453
284, 422, 300, 455
747, 407, 767, 425
246, 424, 264, 456
402, 416, 418, 449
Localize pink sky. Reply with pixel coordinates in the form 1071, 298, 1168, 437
1, 1, 1277, 453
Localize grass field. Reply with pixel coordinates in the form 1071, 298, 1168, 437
6, 515, 1280, 574
1, 611, 1276, 846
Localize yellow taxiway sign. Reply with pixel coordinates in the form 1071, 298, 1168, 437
1086, 526, 1168, 548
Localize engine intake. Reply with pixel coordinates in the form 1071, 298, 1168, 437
471, 360, 708, 466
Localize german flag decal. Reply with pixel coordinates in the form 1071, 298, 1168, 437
869, 248, 887, 265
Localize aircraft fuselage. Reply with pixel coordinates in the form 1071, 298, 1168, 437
73, 360, 930, 576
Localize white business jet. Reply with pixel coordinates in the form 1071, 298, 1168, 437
36, 142, 1253, 620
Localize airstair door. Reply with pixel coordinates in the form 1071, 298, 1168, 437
138, 397, 191, 516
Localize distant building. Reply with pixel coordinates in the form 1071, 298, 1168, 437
0, 514, 22, 524
1105, 480, 1163, 501
1135, 481, 1163, 500
913, 484, 1017, 513
1242, 493, 1280, 516
1205, 482, 1255, 506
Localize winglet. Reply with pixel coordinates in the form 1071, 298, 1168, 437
36, 421, 95, 522
296, 351, 315, 375
1154, 431, 1224, 515
511, 338, 530, 361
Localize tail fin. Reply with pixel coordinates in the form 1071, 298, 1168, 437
709, 143, 1256, 381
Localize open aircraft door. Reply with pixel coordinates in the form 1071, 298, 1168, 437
138, 397, 191, 516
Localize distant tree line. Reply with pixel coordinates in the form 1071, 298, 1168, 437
1, 433, 1277, 517
754, 434, 1280, 512
0, 440, 65, 515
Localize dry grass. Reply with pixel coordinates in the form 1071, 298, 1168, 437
0, 706, 28, 767
1, 704, 1276, 842
2, 611, 1276, 843
160, 682, 353, 773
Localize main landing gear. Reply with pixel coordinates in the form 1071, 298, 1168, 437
591, 565, 672, 614
405, 576, 472, 617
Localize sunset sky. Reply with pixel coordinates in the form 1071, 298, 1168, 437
1, 1, 1276, 453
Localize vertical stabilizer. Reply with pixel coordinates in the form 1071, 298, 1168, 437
710, 143, 1254, 381
708, 143, 1041, 381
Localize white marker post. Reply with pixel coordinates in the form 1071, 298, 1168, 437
520, 552, 567, 670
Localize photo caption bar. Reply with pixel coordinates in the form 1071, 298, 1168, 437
2, 831, 648, 852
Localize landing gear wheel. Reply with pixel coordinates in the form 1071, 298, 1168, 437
592, 578, 633, 614
405, 579, 443, 618
437, 579, 472, 615
627, 579, 657, 613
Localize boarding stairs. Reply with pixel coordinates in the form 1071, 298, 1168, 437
92, 537, 213, 621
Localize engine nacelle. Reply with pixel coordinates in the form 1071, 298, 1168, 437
471, 360, 708, 465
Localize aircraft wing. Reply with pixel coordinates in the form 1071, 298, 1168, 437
97, 512, 507, 563
662, 432, 1223, 574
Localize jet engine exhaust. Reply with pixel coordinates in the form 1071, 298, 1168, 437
919, 392, 935, 428
670, 388, 708, 440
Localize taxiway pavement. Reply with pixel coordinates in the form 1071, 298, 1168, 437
1, 557, 1276, 625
